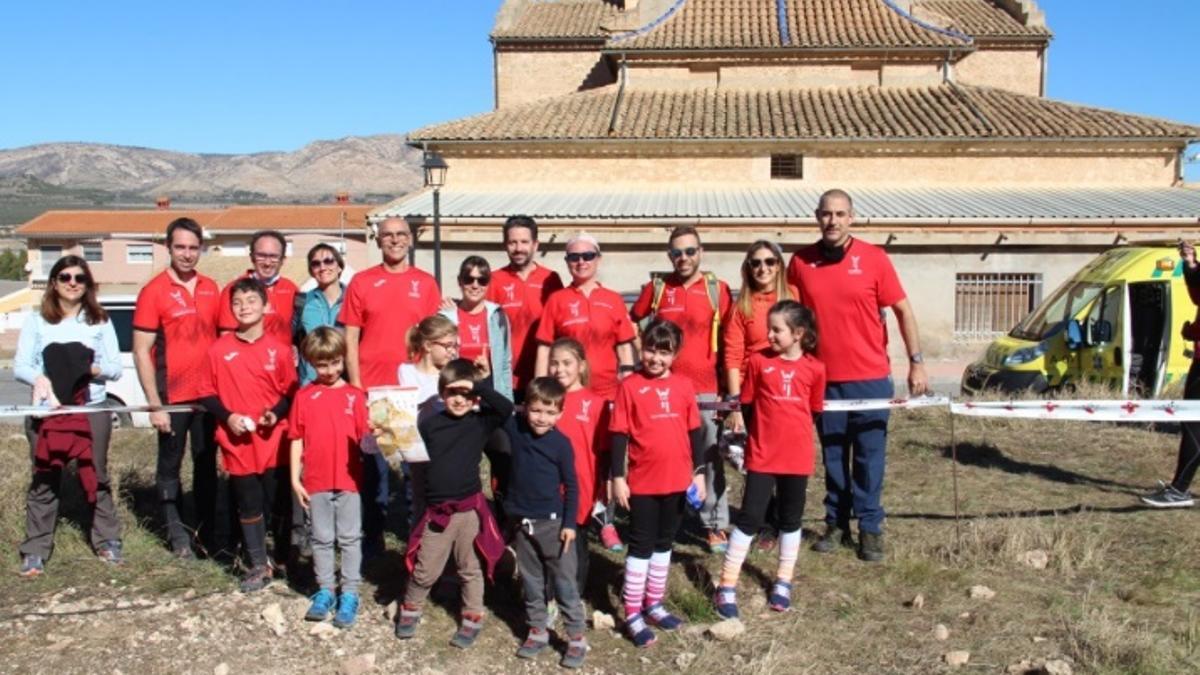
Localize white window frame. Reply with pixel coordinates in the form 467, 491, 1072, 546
82, 241, 103, 263
39, 246, 62, 276
126, 243, 154, 264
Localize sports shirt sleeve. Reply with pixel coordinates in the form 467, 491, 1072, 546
723, 308, 748, 373
740, 354, 758, 405
612, 301, 637, 344
96, 320, 123, 381
810, 359, 826, 415
629, 282, 654, 321
534, 293, 560, 345
216, 283, 236, 332
876, 253, 907, 308
131, 285, 162, 334
338, 277, 365, 328
559, 439, 578, 531
288, 393, 306, 440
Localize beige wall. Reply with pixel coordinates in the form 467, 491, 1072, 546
955, 48, 1043, 97
495, 50, 613, 109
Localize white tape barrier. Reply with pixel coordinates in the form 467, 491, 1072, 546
0, 404, 200, 418
950, 399, 1200, 422
824, 396, 951, 412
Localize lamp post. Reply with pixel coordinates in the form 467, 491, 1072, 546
422, 150, 449, 288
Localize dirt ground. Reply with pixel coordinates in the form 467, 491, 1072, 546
1, 410, 1198, 674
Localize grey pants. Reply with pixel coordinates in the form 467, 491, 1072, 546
514, 517, 586, 636
21, 412, 120, 559
309, 490, 363, 594
696, 394, 728, 530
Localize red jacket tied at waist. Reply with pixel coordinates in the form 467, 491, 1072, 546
405, 492, 505, 580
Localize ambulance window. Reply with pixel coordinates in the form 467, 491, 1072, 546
1089, 285, 1122, 344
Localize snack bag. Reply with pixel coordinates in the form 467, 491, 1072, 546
367, 386, 428, 465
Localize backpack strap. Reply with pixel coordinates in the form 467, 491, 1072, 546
703, 272, 721, 354
638, 276, 668, 333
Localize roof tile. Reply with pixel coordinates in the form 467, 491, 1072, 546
17, 204, 374, 237
914, 0, 1051, 39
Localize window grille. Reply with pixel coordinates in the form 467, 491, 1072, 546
954, 273, 1043, 340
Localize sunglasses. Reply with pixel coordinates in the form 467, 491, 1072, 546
309, 256, 339, 269
668, 246, 699, 259
565, 251, 599, 263
748, 258, 780, 269
56, 272, 89, 285
459, 274, 490, 287
443, 386, 475, 399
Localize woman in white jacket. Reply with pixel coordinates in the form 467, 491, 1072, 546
439, 256, 514, 402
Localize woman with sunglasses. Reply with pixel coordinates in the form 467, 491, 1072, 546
294, 243, 347, 385
438, 256, 514, 402
14, 255, 124, 576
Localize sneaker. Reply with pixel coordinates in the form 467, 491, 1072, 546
768, 580, 792, 612
172, 545, 197, 561
858, 532, 885, 563
812, 525, 854, 553
600, 524, 624, 553
561, 635, 588, 669
713, 585, 739, 619
19, 554, 44, 578
1141, 481, 1195, 508
394, 606, 421, 639
625, 613, 656, 648
333, 592, 359, 629
96, 540, 124, 566
515, 627, 549, 659
706, 529, 729, 554
305, 589, 336, 622
450, 613, 484, 649
644, 602, 683, 630
239, 565, 272, 593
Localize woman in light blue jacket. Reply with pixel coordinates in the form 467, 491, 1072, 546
439, 255, 514, 402
14, 255, 123, 576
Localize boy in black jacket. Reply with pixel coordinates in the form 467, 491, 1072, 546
504, 377, 587, 669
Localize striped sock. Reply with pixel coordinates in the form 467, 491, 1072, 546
622, 557, 649, 619
776, 528, 802, 583
644, 550, 671, 608
719, 528, 754, 588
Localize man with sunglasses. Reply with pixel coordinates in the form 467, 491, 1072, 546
631, 225, 733, 554
787, 189, 929, 563
339, 216, 441, 555
488, 216, 563, 400
216, 230, 299, 344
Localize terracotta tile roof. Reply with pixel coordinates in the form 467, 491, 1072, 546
17, 204, 373, 237
914, 0, 1050, 39
493, 1, 620, 39
206, 205, 373, 232
410, 84, 1200, 142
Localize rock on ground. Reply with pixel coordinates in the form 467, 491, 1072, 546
933, 624, 950, 641
909, 594, 925, 610
1018, 550, 1050, 570
591, 610, 616, 631
943, 650, 971, 667
310, 622, 338, 640
339, 653, 376, 675
260, 603, 286, 637
706, 618, 746, 641
968, 585, 996, 600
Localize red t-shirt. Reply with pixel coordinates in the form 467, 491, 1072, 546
132, 270, 221, 403
288, 382, 368, 493
556, 387, 610, 525
631, 275, 732, 394
610, 372, 700, 495
338, 265, 441, 388
741, 351, 825, 475
457, 306, 489, 363
488, 264, 564, 393
787, 239, 906, 382
536, 283, 636, 400
198, 332, 298, 476
722, 285, 800, 375
217, 272, 300, 345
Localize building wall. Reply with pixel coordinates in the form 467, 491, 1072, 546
625, 60, 945, 90
495, 50, 614, 108
954, 48, 1043, 97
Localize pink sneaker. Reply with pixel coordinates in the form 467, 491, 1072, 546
600, 524, 625, 552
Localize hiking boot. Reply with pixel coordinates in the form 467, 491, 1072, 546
705, 529, 729, 554
305, 589, 336, 622
239, 565, 272, 593
812, 525, 854, 553
394, 606, 421, 639
96, 540, 124, 566
515, 627, 549, 659
561, 634, 588, 669
333, 592, 359, 629
858, 532, 885, 563
19, 554, 44, 578
450, 613, 484, 649
600, 524, 624, 552
1141, 481, 1195, 508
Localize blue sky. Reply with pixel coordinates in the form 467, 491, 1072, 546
0, 0, 1196, 175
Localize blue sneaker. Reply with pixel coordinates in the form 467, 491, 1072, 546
305, 589, 336, 622
713, 585, 739, 619
19, 554, 44, 578
625, 613, 656, 648
333, 592, 359, 629
768, 580, 792, 612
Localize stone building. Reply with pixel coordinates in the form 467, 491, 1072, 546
375, 0, 1200, 359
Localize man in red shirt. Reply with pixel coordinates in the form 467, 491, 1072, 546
787, 189, 928, 563
216, 230, 299, 344
339, 216, 441, 554
630, 226, 733, 553
132, 217, 221, 558
487, 216, 563, 400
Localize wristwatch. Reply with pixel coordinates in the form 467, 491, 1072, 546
909, 352, 925, 365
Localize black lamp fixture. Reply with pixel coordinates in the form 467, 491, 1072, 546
422, 149, 449, 287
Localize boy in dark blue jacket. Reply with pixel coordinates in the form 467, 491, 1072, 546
504, 377, 587, 669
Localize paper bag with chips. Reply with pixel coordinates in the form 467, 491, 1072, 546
367, 386, 428, 465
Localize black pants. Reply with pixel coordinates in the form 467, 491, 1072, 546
156, 407, 217, 552
1172, 360, 1200, 491
627, 493, 685, 558
735, 472, 808, 534
230, 469, 280, 568
574, 522, 591, 593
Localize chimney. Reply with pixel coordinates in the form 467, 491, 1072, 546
335, 191, 351, 204
156, 195, 171, 210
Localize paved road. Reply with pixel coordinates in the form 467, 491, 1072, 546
0, 368, 29, 406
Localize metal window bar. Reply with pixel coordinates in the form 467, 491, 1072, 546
954, 273, 1043, 341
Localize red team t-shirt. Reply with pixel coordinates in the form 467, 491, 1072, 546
488, 264, 563, 393
288, 382, 368, 494
199, 332, 298, 476
132, 270, 221, 404
740, 351, 825, 475
631, 275, 732, 395
217, 272, 300, 345
536, 283, 636, 400
610, 371, 700, 495
787, 239, 906, 382
456, 306, 489, 363
556, 387, 610, 525
338, 265, 441, 388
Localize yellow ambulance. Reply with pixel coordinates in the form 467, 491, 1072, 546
961, 243, 1195, 397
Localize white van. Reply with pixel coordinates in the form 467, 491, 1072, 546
99, 295, 148, 428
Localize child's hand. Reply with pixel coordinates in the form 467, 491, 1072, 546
229, 413, 253, 435
440, 297, 456, 311
258, 410, 278, 429
474, 346, 491, 379
560, 527, 576, 549
724, 410, 745, 434
294, 483, 311, 510
612, 477, 631, 510
690, 473, 707, 504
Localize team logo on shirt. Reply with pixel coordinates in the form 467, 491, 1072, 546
223, 351, 239, 362
763, 366, 775, 374
409, 280, 421, 298
310, 390, 322, 400
665, 288, 678, 305
502, 284, 516, 302
169, 290, 187, 308
344, 393, 356, 416
848, 256, 863, 276
780, 369, 796, 398
265, 348, 277, 372
373, 279, 388, 288
467, 324, 482, 344
568, 301, 581, 318
655, 387, 672, 414
577, 398, 592, 423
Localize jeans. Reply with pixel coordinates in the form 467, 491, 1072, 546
818, 377, 893, 535
695, 393, 728, 531
310, 490, 363, 594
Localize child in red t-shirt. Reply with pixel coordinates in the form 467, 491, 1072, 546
198, 278, 298, 592
714, 300, 825, 618
610, 319, 705, 647
289, 326, 368, 629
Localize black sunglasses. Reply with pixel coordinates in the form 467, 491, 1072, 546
748, 258, 780, 269
459, 274, 491, 287
56, 272, 90, 285
309, 256, 339, 269
668, 246, 699, 259
565, 251, 599, 263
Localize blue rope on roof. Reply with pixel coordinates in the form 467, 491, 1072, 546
880, 0, 973, 44
776, 0, 791, 45
609, 0, 690, 42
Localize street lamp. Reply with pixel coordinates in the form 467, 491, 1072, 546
422, 150, 449, 288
